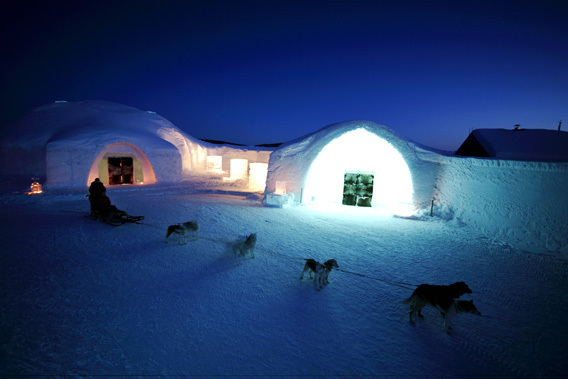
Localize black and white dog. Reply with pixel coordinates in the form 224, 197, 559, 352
300, 259, 339, 290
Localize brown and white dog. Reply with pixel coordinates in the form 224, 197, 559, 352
165, 221, 199, 244
404, 281, 480, 333
300, 259, 339, 290
232, 233, 257, 258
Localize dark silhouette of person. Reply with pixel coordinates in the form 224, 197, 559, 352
88, 178, 108, 218
88, 178, 126, 220
89, 178, 106, 198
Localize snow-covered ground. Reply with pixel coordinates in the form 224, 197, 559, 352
1, 182, 567, 376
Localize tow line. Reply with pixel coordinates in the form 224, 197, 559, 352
263, 248, 418, 290
335, 268, 417, 290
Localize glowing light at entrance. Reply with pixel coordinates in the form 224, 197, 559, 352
229, 159, 248, 180
249, 163, 268, 191
303, 128, 414, 215
207, 156, 223, 172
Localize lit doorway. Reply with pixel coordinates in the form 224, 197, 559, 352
108, 157, 134, 185
302, 128, 414, 215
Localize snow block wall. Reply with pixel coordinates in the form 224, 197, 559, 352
433, 157, 568, 254
46, 145, 97, 188
206, 145, 272, 174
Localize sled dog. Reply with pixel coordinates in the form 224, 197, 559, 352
165, 221, 199, 244
300, 259, 339, 290
404, 281, 478, 333
232, 233, 257, 257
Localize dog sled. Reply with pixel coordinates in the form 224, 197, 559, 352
86, 194, 144, 226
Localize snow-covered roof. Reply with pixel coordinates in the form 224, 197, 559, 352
456, 128, 568, 161
2, 100, 203, 150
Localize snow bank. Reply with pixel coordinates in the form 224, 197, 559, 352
432, 156, 568, 254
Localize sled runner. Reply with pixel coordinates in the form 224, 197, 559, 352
85, 212, 144, 226
87, 194, 144, 226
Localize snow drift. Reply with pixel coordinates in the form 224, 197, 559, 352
432, 156, 568, 254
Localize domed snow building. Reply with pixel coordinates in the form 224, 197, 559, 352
264, 120, 441, 215
0, 101, 271, 188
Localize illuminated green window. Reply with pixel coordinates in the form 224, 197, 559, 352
342, 172, 374, 207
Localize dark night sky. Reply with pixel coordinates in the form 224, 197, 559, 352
1, 0, 567, 150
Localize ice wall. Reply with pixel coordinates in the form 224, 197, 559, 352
433, 157, 568, 254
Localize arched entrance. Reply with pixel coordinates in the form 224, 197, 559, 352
302, 128, 414, 214
87, 143, 157, 186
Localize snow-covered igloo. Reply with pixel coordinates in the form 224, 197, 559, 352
265, 120, 440, 214
0, 100, 208, 187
